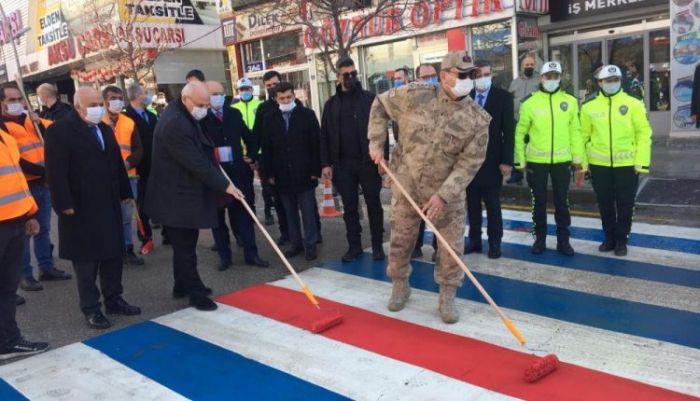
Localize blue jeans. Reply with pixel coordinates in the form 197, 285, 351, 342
23, 182, 54, 278
121, 178, 138, 249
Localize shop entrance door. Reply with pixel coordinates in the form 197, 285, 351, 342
577, 41, 603, 102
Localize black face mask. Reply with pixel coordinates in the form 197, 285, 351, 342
343, 77, 359, 90
524, 68, 535, 78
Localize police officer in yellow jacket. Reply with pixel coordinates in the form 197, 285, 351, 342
580, 65, 652, 257
515, 62, 584, 255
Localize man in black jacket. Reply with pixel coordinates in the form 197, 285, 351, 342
146, 81, 242, 311
202, 81, 269, 270
320, 56, 385, 262
691, 63, 700, 128
465, 60, 515, 259
262, 82, 321, 261
37, 84, 72, 121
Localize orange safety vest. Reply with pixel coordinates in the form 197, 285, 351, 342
4, 117, 51, 182
0, 129, 38, 220
103, 113, 137, 177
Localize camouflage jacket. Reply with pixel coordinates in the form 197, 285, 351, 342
368, 83, 491, 205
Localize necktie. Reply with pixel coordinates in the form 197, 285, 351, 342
477, 94, 485, 108
91, 126, 104, 151
216, 110, 223, 122
141, 110, 148, 122
283, 112, 290, 131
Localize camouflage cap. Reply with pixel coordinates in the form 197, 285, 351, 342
441, 51, 477, 73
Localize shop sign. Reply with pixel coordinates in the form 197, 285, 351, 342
671, 1, 698, 131
48, 37, 77, 66
221, 16, 237, 46
517, 0, 548, 14
247, 61, 264, 72
117, 0, 217, 25
550, 0, 666, 23
0, 9, 23, 45
235, 5, 297, 42
303, 0, 511, 49
74, 24, 187, 58
36, 0, 70, 50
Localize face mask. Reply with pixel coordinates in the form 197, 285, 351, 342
343, 77, 359, 90
144, 93, 154, 106
37, 98, 45, 106
240, 92, 253, 102
210, 95, 225, 110
6, 103, 24, 116
84, 106, 104, 124
394, 80, 404, 88
108, 100, 124, 113
279, 101, 296, 113
524, 68, 535, 78
474, 76, 492, 92
542, 79, 560, 93
450, 78, 473, 97
601, 82, 621, 96
425, 77, 439, 85
191, 106, 208, 121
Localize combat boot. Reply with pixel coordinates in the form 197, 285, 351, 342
556, 235, 575, 256
531, 237, 546, 254
387, 278, 411, 312
438, 285, 459, 324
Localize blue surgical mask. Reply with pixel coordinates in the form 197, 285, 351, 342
426, 77, 439, 84
542, 79, 560, 93
394, 79, 404, 88
601, 82, 621, 96
474, 76, 492, 92
240, 92, 253, 102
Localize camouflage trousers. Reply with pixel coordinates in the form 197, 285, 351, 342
387, 192, 466, 287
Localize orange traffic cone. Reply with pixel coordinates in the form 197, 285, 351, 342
320, 179, 342, 218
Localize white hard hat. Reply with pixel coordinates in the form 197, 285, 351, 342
237, 78, 253, 89
597, 65, 623, 80
540, 61, 562, 76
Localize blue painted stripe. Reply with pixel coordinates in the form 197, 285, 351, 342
500, 218, 700, 255
423, 233, 700, 289
84, 321, 348, 400
0, 378, 28, 401
321, 254, 700, 350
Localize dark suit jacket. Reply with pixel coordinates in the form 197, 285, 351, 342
45, 110, 132, 261
261, 105, 321, 194
692, 64, 700, 128
145, 99, 230, 229
40, 101, 72, 122
469, 86, 515, 186
123, 105, 158, 179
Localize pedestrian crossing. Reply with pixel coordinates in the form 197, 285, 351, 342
1, 212, 699, 400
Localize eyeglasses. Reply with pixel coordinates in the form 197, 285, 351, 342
443, 70, 471, 80
341, 71, 358, 79
419, 74, 437, 80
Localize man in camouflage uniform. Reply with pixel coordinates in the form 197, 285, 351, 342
368, 51, 490, 324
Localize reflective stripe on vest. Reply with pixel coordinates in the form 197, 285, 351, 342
4, 119, 46, 181
0, 130, 38, 220
586, 148, 636, 166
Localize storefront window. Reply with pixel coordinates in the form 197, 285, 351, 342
471, 21, 513, 90
649, 29, 670, 111
263, 32, 306, 70
242, 40, 264, 73
550, 44, 575, 96
577, 41, 602, 102
608, 34, 644, 99
364, 38, 414, 94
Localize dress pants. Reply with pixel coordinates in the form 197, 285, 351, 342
0, 220, 25, 348
164, 226, 208, 298
280, 189, 319, 251
337, 159, 384, 249
72, 258, 124, 315
212, 181, 259, 262
589, 165, 639, 243
466, 183, 503, 244
526, 162, 572, 239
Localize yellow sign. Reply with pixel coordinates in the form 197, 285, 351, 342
35, 0, 68, 50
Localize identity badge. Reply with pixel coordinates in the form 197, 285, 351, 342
215, 146, 234, 163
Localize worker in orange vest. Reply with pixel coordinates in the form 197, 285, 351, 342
0, 126, 50, 360
0, 83, 72, 293
102, 86, 145, 266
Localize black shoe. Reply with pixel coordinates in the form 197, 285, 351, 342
305, 249, 318, 261
342, 247, 363, 262
0, 338, 49, 361
488, 243, 501, 259
105, 298, 142, 316
124, 247, 145, 266
245, 256, 270, 268
277, 236, 290, 246
20, 276, 43, 291
317, 234, 323, 244
284, 246, 304, 258
464, 241, 482, 254
210, 244, 218, 252
189, 296, 217, 311
173, 286, 212, 299
85, 311, 111, 330
217, 260, 232, 271
39, 268, 72, 281
557, 240, 575, 256
372, 246, 386, 261
599, 239, 616, 252
15, 295, 25, 306
614, 243, 628, 257
531, 238, 546, 254
411, 247, 423, 259
264, 212, 274, 226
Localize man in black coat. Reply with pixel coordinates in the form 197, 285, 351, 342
320, 56, 385, 262
262, 82, 321, 261
202, 81, 269, 271
465, 60, 515, 259
37, 84, 72, 122
691, 63, 700, 128
123, 83, 159, 245
45, 87, 141, 330
146, 81, 242, 311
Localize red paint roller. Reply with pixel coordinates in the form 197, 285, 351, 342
524, 354, 560, 383
131, 200, 154, 255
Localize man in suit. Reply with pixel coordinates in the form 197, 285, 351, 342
146, 81, 242, 311
262, 82, 322, 261
123, 83, 159, 247
37, 84, 72, 122
464, 60, 515, 259
202, 81, 269, 270
691, 63, 700, 128
45, 87, 141, 330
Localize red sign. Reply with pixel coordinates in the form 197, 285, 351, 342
48, 38, 77, 66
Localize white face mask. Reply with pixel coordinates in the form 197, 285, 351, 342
474, 76, 492, 92
542, 79, 560, 93
191, 106, 208, 121
37, 97, 45, 106
6, 103, 24, 116
108, 100, 124, 113
210, 95, 225, 110
450, 78, 473, 97
279, 101, 296, 113
84, 106, 104, 125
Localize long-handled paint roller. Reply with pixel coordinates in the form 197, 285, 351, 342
218, 165, 343, 333
131, 199, 154, 255
379, 160, 526, 346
